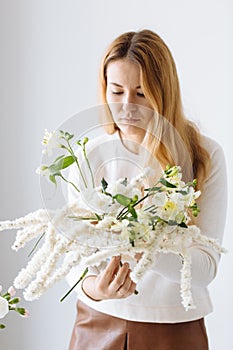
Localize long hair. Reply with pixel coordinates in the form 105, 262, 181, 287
99, 29, 210, 188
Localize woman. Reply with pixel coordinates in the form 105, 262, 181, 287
67, 29, 227, 349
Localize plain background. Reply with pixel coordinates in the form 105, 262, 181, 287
0, 1, 232, 349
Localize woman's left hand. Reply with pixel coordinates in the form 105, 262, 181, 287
81, 256, 136, 301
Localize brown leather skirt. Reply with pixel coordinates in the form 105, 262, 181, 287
68, 300, 209, 350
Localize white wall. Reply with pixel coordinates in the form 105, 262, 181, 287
0, 1, 232, 349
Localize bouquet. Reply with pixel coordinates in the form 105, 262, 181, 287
0, 130, 225, 311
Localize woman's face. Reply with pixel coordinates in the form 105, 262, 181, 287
106, 59, 154, 142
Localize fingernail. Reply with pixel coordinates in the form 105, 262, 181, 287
114, 256, 121, 261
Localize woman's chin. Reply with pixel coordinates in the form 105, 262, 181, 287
119, 125, 145, 140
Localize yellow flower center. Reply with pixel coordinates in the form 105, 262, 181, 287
164, 201, 176, 210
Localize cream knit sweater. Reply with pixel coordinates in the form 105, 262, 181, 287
66, 132, 227, 323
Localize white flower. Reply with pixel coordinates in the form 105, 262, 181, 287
169, 193, 186, 211
151, 192, 166, 206
81, 188, 113, 214
0, 296, 9, 319
106, 180, 130, 197
163, 166, 187, 188
161, 200, 180, 221
136, 209, 153, 227
36, 165, 50, 177
130, 167, 155, 186
41, 129, 61, 156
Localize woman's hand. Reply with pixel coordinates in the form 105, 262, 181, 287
81, 256, 136, 301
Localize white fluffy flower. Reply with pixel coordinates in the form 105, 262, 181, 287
62, 220, 91, 241
0, 296, 9, 319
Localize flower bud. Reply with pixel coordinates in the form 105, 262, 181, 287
8, 286, 16, 297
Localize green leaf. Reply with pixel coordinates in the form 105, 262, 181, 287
49, 163, 62, 174
167, 220, 178, 226
131, 194, 139, 204
178, 190, 189, 195
164, 164, 172, 173
49, 174, 57, 185
60, 156, 76, 169
114, 194, 132, 206
0, 324, 6, 329
101, 177, 108, 191
144, 186, 161, 192
159, 178, 177, 188
179, 222, 188, 228
193, 179, 197, 187
49, 156, 76, 174
95, 213, 102, 221
128, 206, 137, 219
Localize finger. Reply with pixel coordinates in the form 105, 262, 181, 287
119, 272, 132, 293
98, 256, 121, 289
110, 262, 130, 291
118, 279, 137, 298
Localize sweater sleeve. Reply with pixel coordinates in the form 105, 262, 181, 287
152, 137, 228, 287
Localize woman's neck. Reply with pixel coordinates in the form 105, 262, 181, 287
118, 131, 144, 154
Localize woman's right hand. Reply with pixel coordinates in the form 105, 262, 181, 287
81, 256, 136, 301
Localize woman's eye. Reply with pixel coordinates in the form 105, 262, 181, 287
112, 91, 123, 95
137, 92, 145, 97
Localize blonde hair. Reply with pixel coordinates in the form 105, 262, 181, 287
99, 29, 210, 188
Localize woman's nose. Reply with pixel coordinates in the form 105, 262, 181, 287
122, 93, 137, 112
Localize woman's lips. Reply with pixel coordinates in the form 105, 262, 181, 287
120, 117, 140, 122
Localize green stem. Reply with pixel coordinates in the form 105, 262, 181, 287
60, 267, 89, 302
116, 192, 150, 220
83, 143, 95, 188
28, 232, 45, 257
116, 179, 161, 221
66, 140, 88, 188
59, 174, 80, 193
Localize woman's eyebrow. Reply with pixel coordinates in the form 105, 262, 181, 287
109, 82, 123, 87
109, 82, 141, 89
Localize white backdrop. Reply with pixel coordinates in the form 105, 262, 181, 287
0, 1, 232, 349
